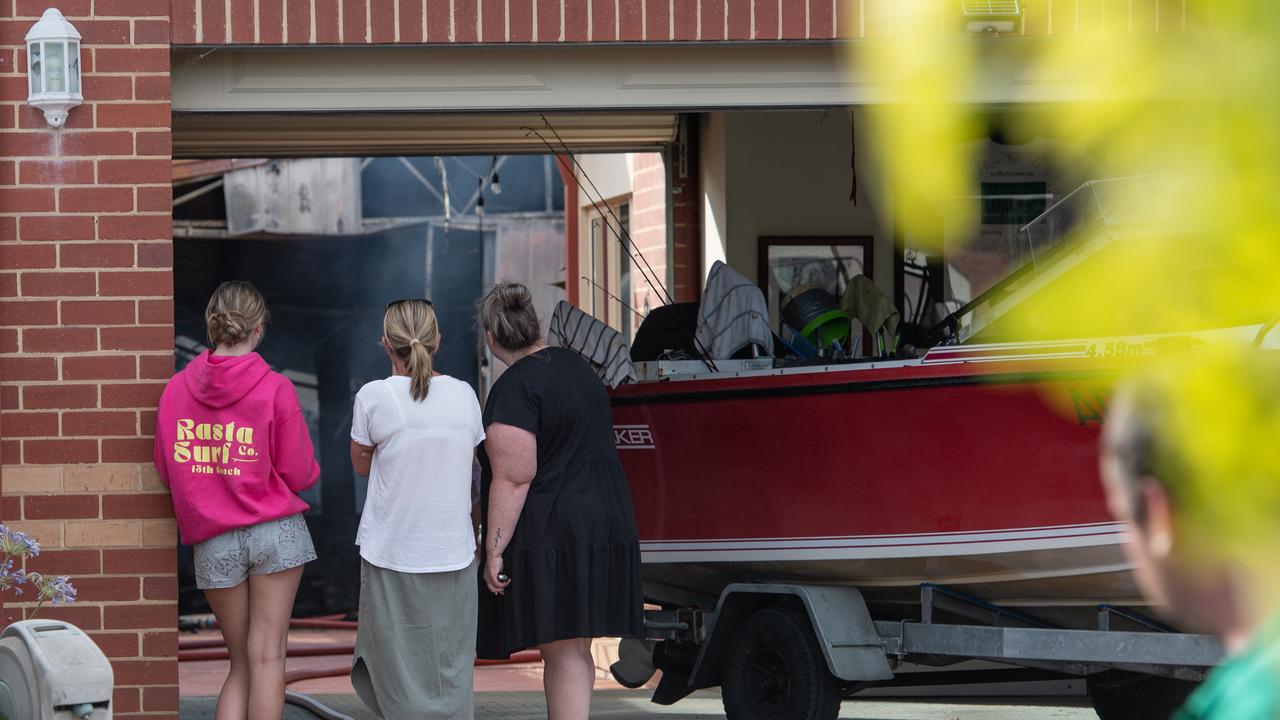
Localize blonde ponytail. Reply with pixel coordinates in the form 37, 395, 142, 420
383, 300, 439, 402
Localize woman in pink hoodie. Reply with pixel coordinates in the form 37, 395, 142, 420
154, 281, 319, 720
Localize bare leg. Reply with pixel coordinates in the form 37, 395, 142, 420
204, 582, 251, 720
539, 637, 595, 720
245, 566, 304, 720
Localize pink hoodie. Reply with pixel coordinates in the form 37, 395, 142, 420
154, 350, 319, 544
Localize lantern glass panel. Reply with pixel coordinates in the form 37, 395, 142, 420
46, 41, 65, 94
29, 43, 42, 95
67, 42, 80, 94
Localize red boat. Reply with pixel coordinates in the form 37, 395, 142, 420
610, 330, 1265, 625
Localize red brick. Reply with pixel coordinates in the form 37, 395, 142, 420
99, 159, 169, 185
102, 437, 153, 463
673, 0, 697, 39
19, 216, 95, 243
134, 76, 170, 102
754, 0, 779, 39
427, 0, 448, 39
217, 0, 249, 42
63, 354, 137, 380
133, 131, 170, 157
0, 328, 17, 354
104, 494, 172, 520
510, 0, 533, 41
728, 0, 751, 39
88, 631, 140, 658
101, 327, 171, 352
0, 218, 14, 242
62, 299, 136, 325
19, 159, 94, 185
138, 299, 173, 324
369, 0, 394, 42
144, 685, 179, 712
0, 355, 57, 380
27, 550, 102, 575
23, 438, 99, 464
201, 0, 227, 43
60, 243, 135, 268
20, 271, 96, 296
0, 299, 58, 326
397, 0, 423, 42
1, 439, 19, 463
172, 0, 197, 44
22, 327, 97, 353
810, 0, 834, 37
133, 19, 171, 44
781, 0, 805, 38
97, 103, 171, 130
101, 382, 166, 409
534, 0, 558, 40
619, 0, 642, 40
563, 0, 586, 40
0, 131, 54, 156
60, 187, 134, 213
60, 131, 134, 157
15, 0, 90, 15
24, 494, 100, 520
104, 549, 176, 575
100, 215, 169, 242
700, 0, 724, 39
139, 354, 174, 379
142, 629, 178, 655
0, 272, 15, 296
282, 0, 308, 42
94, 48, 168, 73
23, 383, 98, 408
2, 497, 21, 521
79, 20, 132, 45
139, 409, 157, 435
0, 188, 55, 213
26, 604, 101, 630
481, 0, 504, 41
98, 271, 172, 297
64, 410, 137, 436
0, 411, 59, 437
136, 187, 172, 213
0, 161, 15, 186
112, 658, 178, 685
96, 0, 169, 14
16, 104, 91, 131
137, 242, 172, 268
343, 0, 367, 42
72, 578, 139, 603
111, 687, 140, 715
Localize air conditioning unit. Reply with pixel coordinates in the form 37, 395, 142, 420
962, 0, 1022, 34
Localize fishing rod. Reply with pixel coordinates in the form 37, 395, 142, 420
580, 275, 647, 325
525, 118, 718, 372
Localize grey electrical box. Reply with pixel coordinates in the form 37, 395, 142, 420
0, 621, 113, 720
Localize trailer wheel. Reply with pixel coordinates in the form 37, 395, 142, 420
721, 606, 842, 720
1088, 672, 1197, 720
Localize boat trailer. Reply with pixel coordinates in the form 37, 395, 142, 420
614, 583, 1223, 720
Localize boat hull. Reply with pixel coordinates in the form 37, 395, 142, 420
610, 358, 1138, 616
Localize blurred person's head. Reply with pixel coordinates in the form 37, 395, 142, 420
382, 298, 439, 402
206, 281, 268, 351
478, 282, 541, 363
1101, 347, 1280, 651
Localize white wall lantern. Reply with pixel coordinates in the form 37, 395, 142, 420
25, 9, 82, 128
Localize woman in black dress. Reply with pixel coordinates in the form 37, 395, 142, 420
476, 282, 644, 720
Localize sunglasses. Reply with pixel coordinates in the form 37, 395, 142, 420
385, 298, 433, 310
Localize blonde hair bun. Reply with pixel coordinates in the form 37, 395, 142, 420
205, 281, 268, 347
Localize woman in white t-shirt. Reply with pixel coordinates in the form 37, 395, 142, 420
348, 298, 484, 720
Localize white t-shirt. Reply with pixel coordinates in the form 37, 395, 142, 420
350, 375, 485, 573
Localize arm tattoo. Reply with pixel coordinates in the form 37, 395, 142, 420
494, 529, 502, 548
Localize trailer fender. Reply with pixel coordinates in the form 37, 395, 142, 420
689, 583, 894, 690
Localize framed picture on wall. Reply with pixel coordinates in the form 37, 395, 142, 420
757, 236, 874, 324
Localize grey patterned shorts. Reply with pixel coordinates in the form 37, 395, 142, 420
193, 514, 317, 590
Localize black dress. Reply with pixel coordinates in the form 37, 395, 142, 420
476, 347, 645, 659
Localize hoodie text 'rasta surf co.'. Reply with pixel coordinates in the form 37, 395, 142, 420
154, 351, 319, 545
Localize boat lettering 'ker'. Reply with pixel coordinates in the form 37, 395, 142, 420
614, 425, 655, 450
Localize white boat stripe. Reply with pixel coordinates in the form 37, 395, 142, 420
640, 522, 1126, 548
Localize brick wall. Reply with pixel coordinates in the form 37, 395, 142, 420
169, 0, 1201, 45
0, 2, 176, 718
628, 152, 668, 316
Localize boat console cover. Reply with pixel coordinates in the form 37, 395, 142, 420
696, 261, 774, 360
548, 300, 637, 388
